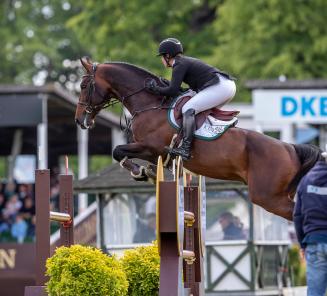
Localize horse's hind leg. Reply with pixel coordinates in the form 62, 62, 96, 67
247, 164, 295, 221
250, 189, 294, 221
264, 195, 294, 221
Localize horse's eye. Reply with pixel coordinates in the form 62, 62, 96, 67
81, 84, 86, 89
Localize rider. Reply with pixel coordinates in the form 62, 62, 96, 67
145, 37, 236, 160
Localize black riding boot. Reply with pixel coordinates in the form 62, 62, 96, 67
169, 109, 195, 160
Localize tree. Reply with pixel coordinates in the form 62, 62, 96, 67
1, 0, 326, 104
67, 0, 221, 76
210, 0, 327, 80
0, 0, 86, 90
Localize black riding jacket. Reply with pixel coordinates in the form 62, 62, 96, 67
156, 55, 234, 97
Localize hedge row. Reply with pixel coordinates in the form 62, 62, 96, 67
45, 243, 159, 296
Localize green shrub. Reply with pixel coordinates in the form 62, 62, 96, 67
288, 244, 306, 286
121, 242, 160, 296
45, 245, 128, 296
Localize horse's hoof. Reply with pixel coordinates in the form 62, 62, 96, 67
130, 166, 156, 183
132, 175, 149, 182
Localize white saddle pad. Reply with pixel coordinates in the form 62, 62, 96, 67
168, 90, 238, 141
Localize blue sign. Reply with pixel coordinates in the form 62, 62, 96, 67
254, 89, 327, 123
281, 96, 327, 117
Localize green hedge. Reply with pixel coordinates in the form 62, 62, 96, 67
121, 243, 160, 296
45, 245, 128, 296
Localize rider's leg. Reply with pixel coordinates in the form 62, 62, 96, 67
182, 74, 236, 114
170, 75, 236, 160
169, 108, 195, 160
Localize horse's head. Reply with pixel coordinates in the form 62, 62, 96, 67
75, 58, 164, 129
75, 57, 115, 129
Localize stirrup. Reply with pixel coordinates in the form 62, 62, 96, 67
168, 147, 191, 161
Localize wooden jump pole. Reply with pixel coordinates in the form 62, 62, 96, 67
157, 156, 205, 296
24, 158, 74, 296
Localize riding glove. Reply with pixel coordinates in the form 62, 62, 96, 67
145, 79, 160, 95
159, 77, 170, 86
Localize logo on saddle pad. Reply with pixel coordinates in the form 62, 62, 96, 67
168, 90, 239, 141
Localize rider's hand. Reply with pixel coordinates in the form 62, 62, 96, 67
145, 79, 160, 95
159, 77, 170, 86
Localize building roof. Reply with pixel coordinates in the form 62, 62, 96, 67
0, 84, 124, 157
73, 161, 247, 194
245, 79, 327, 90
0, 84, 122, 128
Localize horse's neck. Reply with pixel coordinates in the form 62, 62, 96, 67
105, 65, 161, 115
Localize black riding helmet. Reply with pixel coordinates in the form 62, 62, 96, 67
157, 38, 183, 57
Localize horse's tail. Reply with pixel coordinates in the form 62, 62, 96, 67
288, 144, 323, 194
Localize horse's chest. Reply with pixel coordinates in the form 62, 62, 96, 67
131, 121, 153, 142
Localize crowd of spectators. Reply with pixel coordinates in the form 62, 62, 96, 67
0, 182, 35, 243
0, 173, 60, 244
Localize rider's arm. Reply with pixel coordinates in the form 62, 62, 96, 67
156, 62, 187, 96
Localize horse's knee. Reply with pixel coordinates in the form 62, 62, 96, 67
113, 146, 125, 162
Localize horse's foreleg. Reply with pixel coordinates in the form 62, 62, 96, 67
113, 143, 157, 182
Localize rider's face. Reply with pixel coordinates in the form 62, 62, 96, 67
161, 55, 174, 68
161, 56, 169, 68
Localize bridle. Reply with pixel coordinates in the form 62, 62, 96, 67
78, 63, 115, 114
78, 62, 149, 115
78, 62, 172, 133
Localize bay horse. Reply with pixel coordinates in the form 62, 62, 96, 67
75, 57, 322, 221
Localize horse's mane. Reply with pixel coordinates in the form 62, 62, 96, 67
104, 61, 159, 79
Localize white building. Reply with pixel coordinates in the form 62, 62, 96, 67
226, 79, 327, 147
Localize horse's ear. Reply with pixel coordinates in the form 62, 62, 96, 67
80, 56, 93, 73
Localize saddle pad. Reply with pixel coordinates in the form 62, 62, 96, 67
168, 90, 238, 141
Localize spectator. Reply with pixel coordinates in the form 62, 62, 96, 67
20, 196, 35, 238
0, 182, 35, 242
133, 213, 156, 243
0, 215, 9, 235
0, 193, 9, 236
4, 182, 16, 199
0, 193, 6, 212
294, 158, 327, 296
218, 211, 246, 240
20, 196, 35, 220
133, 196, 156, 243
2, 194, 22, 223
17, 184, 29, 201
11, 214, 28, 243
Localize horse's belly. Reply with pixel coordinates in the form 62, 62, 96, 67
186, 129, 248, 183
184, 161, 246, 183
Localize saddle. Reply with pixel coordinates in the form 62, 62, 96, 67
173, 92, 239, 130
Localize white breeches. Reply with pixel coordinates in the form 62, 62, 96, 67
182, 74, 236, 114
